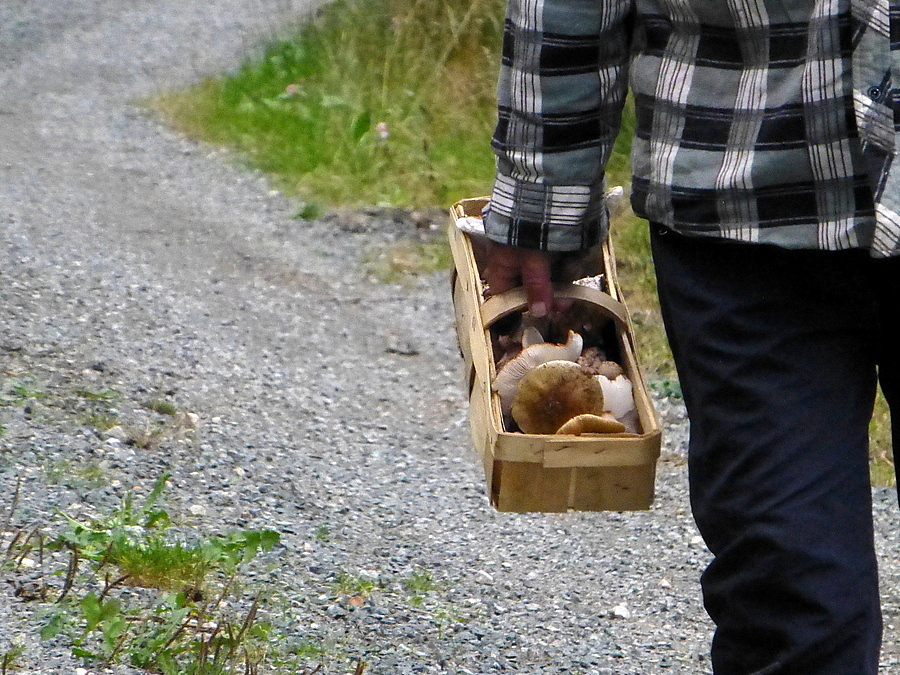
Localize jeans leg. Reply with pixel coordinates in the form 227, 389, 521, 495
650, 226, 882, 675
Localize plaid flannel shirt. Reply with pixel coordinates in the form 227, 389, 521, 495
483, 0, 900, 257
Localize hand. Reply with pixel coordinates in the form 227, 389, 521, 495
483, 242, 554, 318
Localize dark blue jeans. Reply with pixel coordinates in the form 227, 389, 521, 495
650, 224, 900, 675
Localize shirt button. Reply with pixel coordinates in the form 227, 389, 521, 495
868, 86, 882, 99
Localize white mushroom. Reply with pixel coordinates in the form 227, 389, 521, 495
492, 331, 583, 416
521, 325, 544, 349
596, 373, 635, 420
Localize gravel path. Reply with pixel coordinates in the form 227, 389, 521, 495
1, 2, 899, 673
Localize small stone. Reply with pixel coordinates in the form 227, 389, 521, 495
475, 570, 494, 585
611, 604, 631, 619
103, 426, 131, 442
385, 336, 419, 356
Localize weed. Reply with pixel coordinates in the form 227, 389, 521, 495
402, 569, 439, 607
0, 640, 25, 674
1, 378, 43, 406
650, 379, 683, 401
42, 460, 107, 490
331, 573, 377, 598
147, 399, 178, 416
293, 641, 328, 658
295, 202, 322, 220
83, 412, 119, 432
433, 605, 466, 639
75, 387, 119, 402
7, 473, 287, 672
314, 525, 330, 542
403, 569, 437, 595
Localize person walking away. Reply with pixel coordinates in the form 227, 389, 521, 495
479, 0, 900, 672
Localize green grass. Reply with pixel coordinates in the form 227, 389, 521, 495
403, 569, 438, 595
870, 389, 894, 486
1, 642, 25, 673
331, 572, 378, 598
146, 398, 178, 416
150, 0, 505, 209
1, 378, 43, 406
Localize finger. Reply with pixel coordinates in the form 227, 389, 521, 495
519, 250, 553, 318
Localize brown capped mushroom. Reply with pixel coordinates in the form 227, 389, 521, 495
556, 413, 626, 435
511, 360, 605, 434
492, 331, 583, 415
576, 346, 607, 375
596, 361, 624, 379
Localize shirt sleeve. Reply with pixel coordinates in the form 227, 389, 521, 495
482, 0, 633, 252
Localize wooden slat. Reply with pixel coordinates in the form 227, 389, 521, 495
570, 464, 656, 511
492, 432, 660, 467
448, 225, 494, 385
452, 277, 473, 368
494, 462, 570, 513
541, 437, 661, 468
618, 333, 662, 436
468, 373, 502, 503
480, 284, 629, 332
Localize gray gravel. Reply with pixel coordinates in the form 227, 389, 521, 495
1, 1, 899, 673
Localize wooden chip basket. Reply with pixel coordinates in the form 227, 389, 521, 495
449, 197, 662, 513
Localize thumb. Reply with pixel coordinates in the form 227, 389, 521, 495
519, 249, 553, 318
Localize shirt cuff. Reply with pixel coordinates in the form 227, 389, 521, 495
482, 172, 608, 252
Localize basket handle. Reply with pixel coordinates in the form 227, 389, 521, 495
480, 283, 629, 330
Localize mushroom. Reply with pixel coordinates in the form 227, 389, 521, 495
576, 346, 607, 375
596, 360, 624, 379
511, 360, 605, 434
521, 325, 544, 348
596, 373, 635, 420
492, 331, 583, 415
556, 413, 626, 435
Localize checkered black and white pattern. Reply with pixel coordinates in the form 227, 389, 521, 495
483, 0, 900, 257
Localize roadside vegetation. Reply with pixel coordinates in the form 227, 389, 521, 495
149, 0, 890, 473
1, 363, 475, 673
1, 465, 457, 673
151, 0, 504, 209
